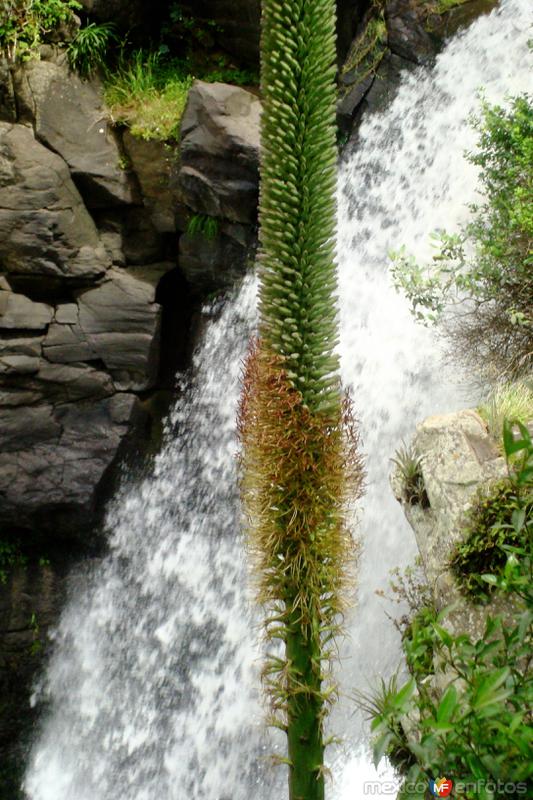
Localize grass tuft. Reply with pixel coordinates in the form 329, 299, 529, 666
478, 379, 533, 444
104, 51, 194, 141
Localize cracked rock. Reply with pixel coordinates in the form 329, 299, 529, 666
14, 60, 139, 209
0, 123, 110, 287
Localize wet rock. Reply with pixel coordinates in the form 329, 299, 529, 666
363, 52, 417, 115
122, 132, 180, 233
385, 0, 497, 65
14, 60, 139, 208
0, 123, 110, 286
0, 561, 66, 795
179, 224, 256, 294
386, 0, 438, 64
178, 81, 261, 225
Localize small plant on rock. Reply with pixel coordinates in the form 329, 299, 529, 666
186, 213, 220, 240
68, 21, 117, 78
391, 442, 430, 507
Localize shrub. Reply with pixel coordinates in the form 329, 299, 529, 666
391, 94, 533, 381
0, 0, 81, 60
450, 419, 533, 600
450, 478, 526, 599
0, 537, 26, 583
361, 420, 533, 794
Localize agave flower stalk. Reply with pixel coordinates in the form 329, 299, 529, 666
239, 1, 364, 798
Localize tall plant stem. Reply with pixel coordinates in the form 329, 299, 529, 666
286, 609, 325, 800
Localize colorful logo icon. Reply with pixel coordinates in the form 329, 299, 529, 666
429, 777, 453, 797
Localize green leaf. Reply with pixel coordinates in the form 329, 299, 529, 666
432, 623, 453, 648
512, 507, 526, 532
372, 731, 393, 766
392, 677, 417, 711
437, 684, 458, 723
472, 667, 511, 710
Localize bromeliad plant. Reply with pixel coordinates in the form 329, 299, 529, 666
238, 1, 364, 798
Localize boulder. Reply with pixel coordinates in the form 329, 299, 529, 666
14, 60, 139, 208
0, 123, 110, 286
178, 81, 260, 225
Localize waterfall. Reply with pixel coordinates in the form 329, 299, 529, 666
24, 1, 531, 798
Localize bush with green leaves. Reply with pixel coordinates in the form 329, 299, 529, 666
0, 0, 81, 60
451, 419, 533, 600
364, 421, 533, 799
391, 94, 533, 381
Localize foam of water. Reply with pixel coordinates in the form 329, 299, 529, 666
24, 1, 531, 798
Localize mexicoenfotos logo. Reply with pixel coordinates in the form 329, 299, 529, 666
429, 777, 453, 797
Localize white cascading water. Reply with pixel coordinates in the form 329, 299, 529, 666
24, 1, 531, 798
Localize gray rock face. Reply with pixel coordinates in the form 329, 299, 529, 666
76, 268, 161, 390
0, 122, 110, 286
0, 267, 161, 537
178, 81, 261, 225
0, 393, 139, 536
386, 0, 498, 65
391, 410, 510, 639
14, 60, 139, 208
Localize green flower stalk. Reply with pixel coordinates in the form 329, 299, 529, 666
238, 1, 364, 798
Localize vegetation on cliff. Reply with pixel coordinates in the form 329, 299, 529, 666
392, 93, 533, 382
366, 423, 533, 798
